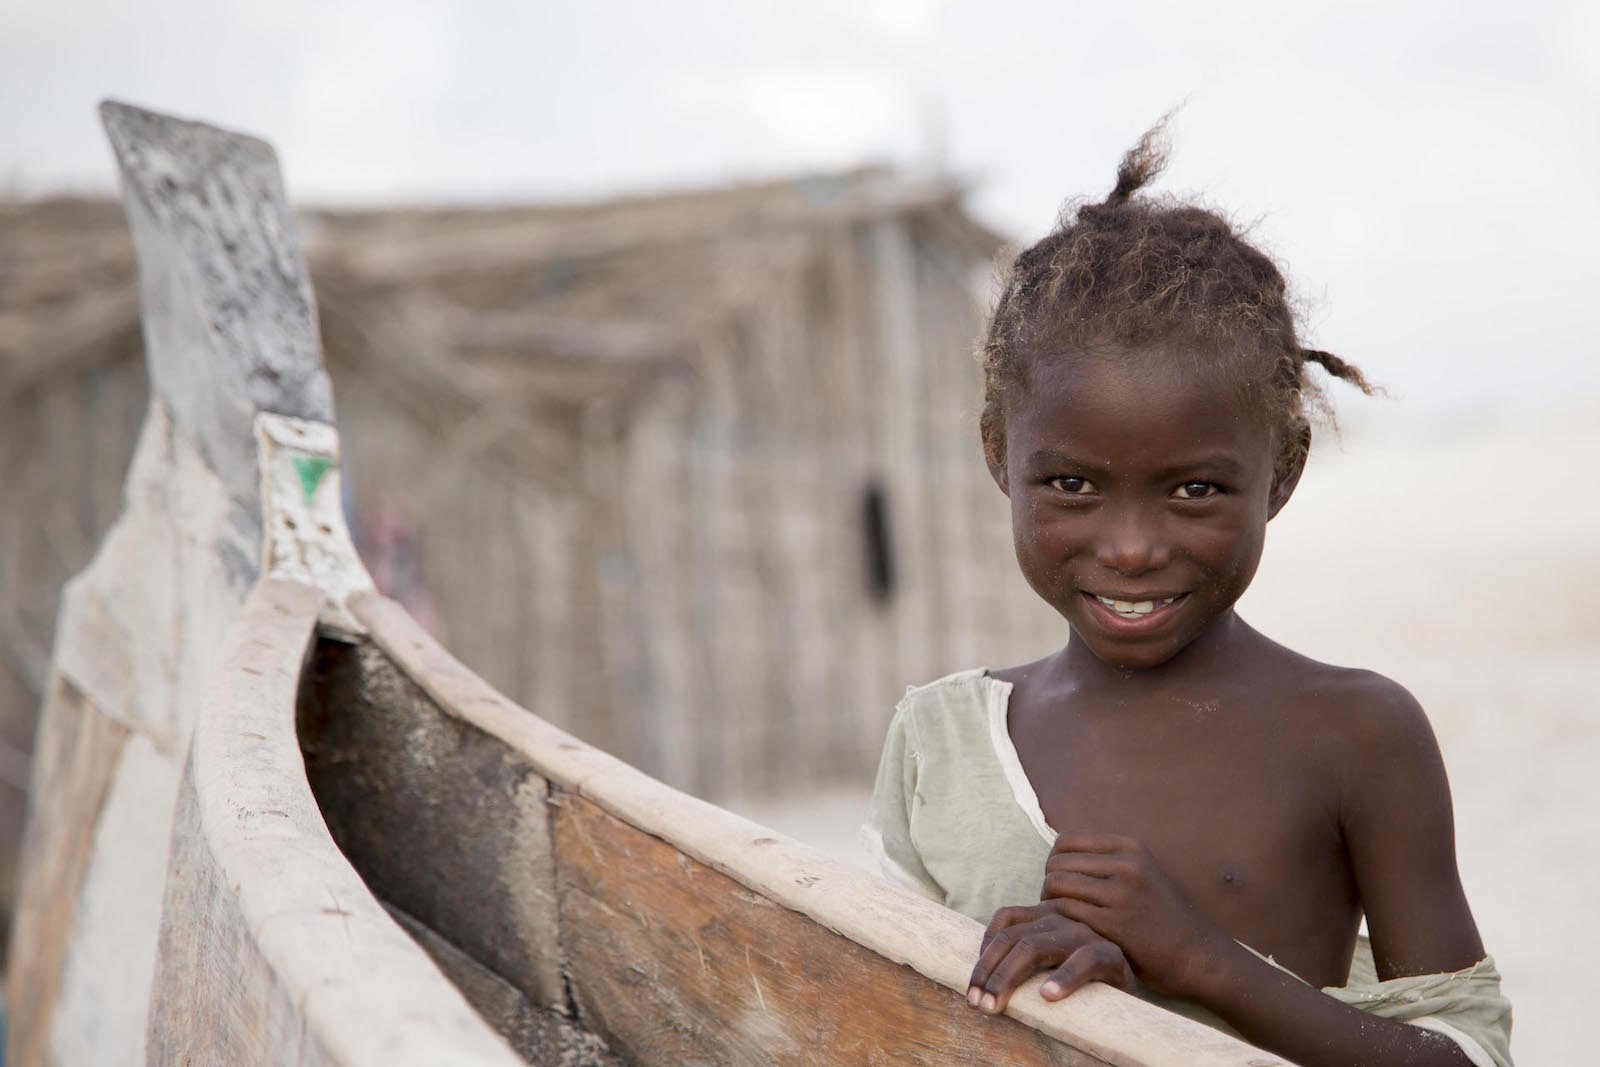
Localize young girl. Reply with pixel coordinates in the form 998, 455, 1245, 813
864, 125, 1513, 1066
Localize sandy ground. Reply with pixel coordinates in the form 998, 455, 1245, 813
731, 398, 1598, 1064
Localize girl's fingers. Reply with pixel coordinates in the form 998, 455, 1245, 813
1041, 869, 1116, 906
1051, 893, 1109, 937
968, 918, 1046, 1002
980, 905, 1039, 953
1044, 851, 1129, 879
1051, 829, 1136, 856
978, 931, 1068, 1014
1039, 941, 1137, 1001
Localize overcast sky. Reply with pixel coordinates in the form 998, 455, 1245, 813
4, 0, 1598, 414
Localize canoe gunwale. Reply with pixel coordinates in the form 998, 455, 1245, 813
349, 590, 1286, 1067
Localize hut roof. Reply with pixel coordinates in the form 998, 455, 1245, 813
1, 167, 1004, 417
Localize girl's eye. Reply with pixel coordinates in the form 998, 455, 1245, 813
1050, 476, 1096, 495
1174, 481, 1218, 499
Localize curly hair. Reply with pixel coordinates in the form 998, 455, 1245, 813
979, 118, 1374, 474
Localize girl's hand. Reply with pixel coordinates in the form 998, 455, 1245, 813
966, 901, 1138, 1014
1041, 830, 1232, 998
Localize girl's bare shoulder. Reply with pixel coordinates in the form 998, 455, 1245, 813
1258, 639, 1437, 757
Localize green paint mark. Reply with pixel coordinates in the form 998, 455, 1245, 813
291, 455, 333, 502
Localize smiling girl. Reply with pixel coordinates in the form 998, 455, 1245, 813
863, 125, 1513, 1066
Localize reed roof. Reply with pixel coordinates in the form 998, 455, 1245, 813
1, 167, 1003, 410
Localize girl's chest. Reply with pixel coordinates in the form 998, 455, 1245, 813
1013, 706, 1349, 922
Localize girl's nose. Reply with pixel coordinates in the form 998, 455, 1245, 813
1094, 511, 1171, 575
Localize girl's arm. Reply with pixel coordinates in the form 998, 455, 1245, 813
1187, 681, 1490, 1063
1183, 940, 1480, 1066
1334, 679, 1484, 981
1191, 677, 1493, 1063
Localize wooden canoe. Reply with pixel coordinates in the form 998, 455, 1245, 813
5, 101, 1287, 1067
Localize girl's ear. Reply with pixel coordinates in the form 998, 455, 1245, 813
988, 454, 1011, 496
981, 425, 1011, 496
1267, 423, 1312, 520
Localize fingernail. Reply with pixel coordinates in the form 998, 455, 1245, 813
980, 993, 997, 1013
967, 986, 980, 1006
1040, 982, 1061, 999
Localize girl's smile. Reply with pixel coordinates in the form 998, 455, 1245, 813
1080, 590, 1189, 635
987, 348, 1301, 672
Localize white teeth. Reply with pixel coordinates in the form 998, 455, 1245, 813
1095, 594, 1178, 617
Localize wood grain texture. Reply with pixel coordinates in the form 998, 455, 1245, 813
553, 790, 1100, 1066
4, 677, 128, 1067
300, 638, 565, 1013
99, 100, 333, 508
150, 767, 342, 1067
5, 362, 267, 1063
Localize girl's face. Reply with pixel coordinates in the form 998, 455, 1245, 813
988, 350, 1300, 671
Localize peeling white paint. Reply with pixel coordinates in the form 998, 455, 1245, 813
255, 412, 372, 638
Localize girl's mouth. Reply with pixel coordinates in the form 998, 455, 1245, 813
1080, 591, 1188, 633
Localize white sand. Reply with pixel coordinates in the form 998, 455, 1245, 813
731, 399, 1598, 1064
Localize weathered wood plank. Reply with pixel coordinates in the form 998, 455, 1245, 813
151, 763, 340, 1066
99, 100, 333, 505
5, 678, 128, 1067
553, 789, 1101, 1065
299, 638, 565, 1013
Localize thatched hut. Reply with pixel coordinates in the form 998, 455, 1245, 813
0, 170, 1060, 898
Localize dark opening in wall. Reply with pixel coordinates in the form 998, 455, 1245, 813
862, 481, 896, 604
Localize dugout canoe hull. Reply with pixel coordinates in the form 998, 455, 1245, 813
6, 101, 1286, 1066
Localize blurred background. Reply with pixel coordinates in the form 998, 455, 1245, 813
2, 1, 1596, 1061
